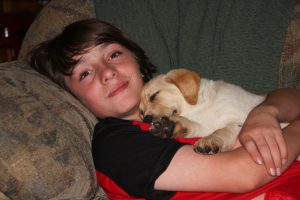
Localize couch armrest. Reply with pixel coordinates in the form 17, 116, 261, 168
278, 0, 300, 89
0, 61, 99, 199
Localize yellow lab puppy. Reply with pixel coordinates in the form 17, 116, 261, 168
140, 68, 274, 154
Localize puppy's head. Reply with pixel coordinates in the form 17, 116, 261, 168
139, 68, 201, 122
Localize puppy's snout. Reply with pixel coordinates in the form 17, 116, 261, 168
143, 115, 153, 123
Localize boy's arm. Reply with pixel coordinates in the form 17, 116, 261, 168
155, 117, 300, 192
239, 88, 300, 176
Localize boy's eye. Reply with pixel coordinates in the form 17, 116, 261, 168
110, 51, 122, 59
79, 70, 90, 80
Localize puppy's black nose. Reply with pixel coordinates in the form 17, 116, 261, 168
143, 115, 153, 123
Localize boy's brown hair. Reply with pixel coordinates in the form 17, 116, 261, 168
29, 19, 157, 89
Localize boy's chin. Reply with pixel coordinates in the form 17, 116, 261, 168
117, 104, 140, 120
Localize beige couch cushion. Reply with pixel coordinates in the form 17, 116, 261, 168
18, 0, 93, 59
0, 61, 98, 199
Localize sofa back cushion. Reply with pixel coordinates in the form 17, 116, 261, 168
19, 0, 296, 93
92, 0, 295, 93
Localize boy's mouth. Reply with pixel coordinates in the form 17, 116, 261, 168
108, 81, 129, 97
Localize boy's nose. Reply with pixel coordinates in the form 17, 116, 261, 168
101, 66, 117, 83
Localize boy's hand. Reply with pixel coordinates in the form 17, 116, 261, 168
239, 105, 287, 176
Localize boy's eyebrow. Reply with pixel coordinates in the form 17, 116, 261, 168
74, 55, 88, 68
73, 43, 111, 67
76, 56, 86, 66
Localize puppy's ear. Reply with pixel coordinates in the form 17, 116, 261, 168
165, 69, 200, 105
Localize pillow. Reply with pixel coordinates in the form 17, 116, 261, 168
18, 0, 93, 60
0, 61, 98, 199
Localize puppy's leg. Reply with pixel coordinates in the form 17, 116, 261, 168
194, 122, 241, 154
169, 116, 210, 138
149, 116, 193, 138
150, 116, 209, 138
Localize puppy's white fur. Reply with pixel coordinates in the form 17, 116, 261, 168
140, 68, 288, 154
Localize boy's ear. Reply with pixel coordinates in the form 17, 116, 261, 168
165, 69, 201, 105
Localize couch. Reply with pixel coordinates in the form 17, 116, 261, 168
1, 0, 299, 199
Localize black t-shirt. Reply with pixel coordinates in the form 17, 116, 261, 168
92, 117, 184, 200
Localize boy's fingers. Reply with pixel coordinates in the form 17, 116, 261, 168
243, 140, 263, 165
275, 133, 288, 165
265, 136, 282, 175
255, 137, 277, 176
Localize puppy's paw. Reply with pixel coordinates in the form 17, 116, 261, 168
150, 116, 189, 138
193, 136, 224, 155
150, 117, 175, 138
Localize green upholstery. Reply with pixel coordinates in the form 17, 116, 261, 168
92, 0, 295, 93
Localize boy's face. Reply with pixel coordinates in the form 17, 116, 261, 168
64, 43, 144, 120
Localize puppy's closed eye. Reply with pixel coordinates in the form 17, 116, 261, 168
149, 91, 160, 102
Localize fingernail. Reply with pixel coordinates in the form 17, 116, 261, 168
256, 157, 263, 165
276, 168, 281, 176
270, 168, 276, 176
282, 159, 287, 165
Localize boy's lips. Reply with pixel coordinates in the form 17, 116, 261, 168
108, 82, 129, 97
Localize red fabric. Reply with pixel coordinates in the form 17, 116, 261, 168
96, 170, 144, 200
97, 122, 300, 200
97, 162, 300, 200
132, 121, 151, 131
